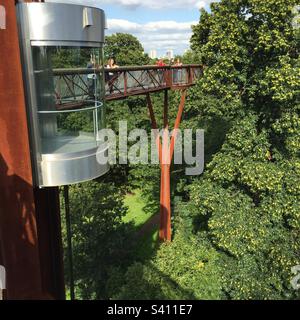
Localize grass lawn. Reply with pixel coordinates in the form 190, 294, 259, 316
123, 190, 159, 260
123, 190, 154, 228
135, 228, 158, 261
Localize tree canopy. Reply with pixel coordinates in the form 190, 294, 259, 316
62, 0, 300, 300
110, 0, 300, 300
104, 33, 150, 66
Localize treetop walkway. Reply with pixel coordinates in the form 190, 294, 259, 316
103, 64, 203, 101
51, 64, 204, 243
53, 64, 203, 109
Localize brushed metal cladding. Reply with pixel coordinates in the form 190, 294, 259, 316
19, 2, 105, 45
41, 144, 110, 187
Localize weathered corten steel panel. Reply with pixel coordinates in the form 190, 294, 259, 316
0, 0, 64, 299
0, 0, 43, 299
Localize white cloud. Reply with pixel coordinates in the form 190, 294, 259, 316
107, 19, 140, 32
107, 19, 197, 54
46, 0, 212, 55
102, 0, 210, 9
143, 21, 197, 32
108, 19, 197, 33
106, 0, 212, 9
47, 0, 213, 10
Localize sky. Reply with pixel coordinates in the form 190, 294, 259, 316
47, 0, 216, 56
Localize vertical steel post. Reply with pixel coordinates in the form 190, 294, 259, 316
63, 186, 75, 300
146, 90, 186, 242
124, 71, 128, 96
160, 90, 171, 241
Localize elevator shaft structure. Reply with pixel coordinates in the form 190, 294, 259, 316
17, 2, 108, 187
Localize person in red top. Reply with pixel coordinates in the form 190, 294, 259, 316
156, 59, 166, 67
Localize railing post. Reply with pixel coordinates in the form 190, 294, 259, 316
188, 66, 193, 85
165, 67, 172, 88
124, 71, 127, 96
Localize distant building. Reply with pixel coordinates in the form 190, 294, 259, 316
149, 50, 157, 59
166, 49, 174, 60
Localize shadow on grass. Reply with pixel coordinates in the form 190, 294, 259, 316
123, 190, 160, 262
111, 260, 197, 300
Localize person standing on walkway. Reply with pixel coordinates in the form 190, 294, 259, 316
106, 57, 119, 93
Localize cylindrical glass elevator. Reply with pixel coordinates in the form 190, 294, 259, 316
17, 2, 109, 187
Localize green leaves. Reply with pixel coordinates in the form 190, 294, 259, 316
61, 181, 135, 299
260, 56, 300, 104
111, 231, 223, 300
104, 33, 150, 66
62, 0, 300, 300
239, 161, 284, 193
185, 0, 300, 300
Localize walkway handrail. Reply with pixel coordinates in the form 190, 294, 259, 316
52, 64, 203, 76
52, 64, 203, 103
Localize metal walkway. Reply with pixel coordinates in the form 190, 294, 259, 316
103, 64, 203, 101
53, 64, 203, 109
51, 64, 203, 242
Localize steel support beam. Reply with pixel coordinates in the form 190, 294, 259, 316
0, 0, 65, 299
146, 90, 187, 242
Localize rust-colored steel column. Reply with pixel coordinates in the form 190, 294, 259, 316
160, 90, 171, 241
146, 90, 186, 242
146, 93, 162, 163
160, 165, 171, 241
0, 0, 65, 299
170, 90, 187, 161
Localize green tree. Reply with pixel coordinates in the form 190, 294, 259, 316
182, 50, 199, 64
108, 226, 223, 300
62, 0, 300, 300
185, 0, 300, 299
61, 180, 135, 299
104, 33, 150, 66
